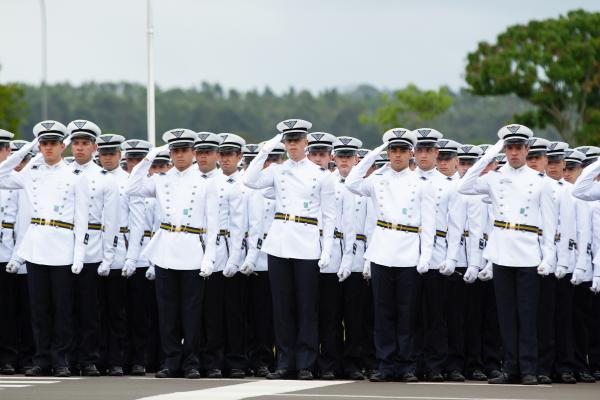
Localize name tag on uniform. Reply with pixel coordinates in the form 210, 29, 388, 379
500, 178, 512, 184
402, 208, 407, 215
520, 208, 525, 215
304, 201, 309, 209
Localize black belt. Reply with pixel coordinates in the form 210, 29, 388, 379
120, 227, 129, 234
356, 234, 367, 241
554, 233, 561, 243
436, 230, 447, 238
88, 223, 103, 231
143, 230, 154, 238
493, 220, 541, 235
160, 223, 206, 234
31, 218, 74, 230
218, 229, 230, 237
462, 230, 469, 237
377, 220, 420, 233
1, 221, 15, 229
334, 230, 344, 239
274, 212, 318, 226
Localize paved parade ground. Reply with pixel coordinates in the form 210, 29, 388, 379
0, 376, 598, 400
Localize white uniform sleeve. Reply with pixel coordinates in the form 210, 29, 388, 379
446, 193, 467, 263
125, 158, 156, 198
339, 187, 357, 271
466, 196, 484, 269
556, 185, 577, 268
125, 196, 145, 263
226, 184, 247, 267
73, 175, 90, 266
203, 179, 219, 263
572, 159, 600, 201
418, 180, 436, 266
243, 190, 262, 267
101, 177, 120, 266
345, 144, 387, 196
540, 179, 558, 265
320, 173, 336, 258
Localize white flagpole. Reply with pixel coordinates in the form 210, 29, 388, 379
146, 0, 156, 145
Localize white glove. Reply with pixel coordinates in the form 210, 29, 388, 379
240, 261, 255, 276
554, 265, 568, 279
537, 260, 552, 276
222, 262, 238, 278
416, 260, 429, 275
147, 143, 169, 160
145, 265, 156, 280
200, 259, 215, 277
571, 268, 586, 286
484, 139, 505, 160
71, 261, 84, 274
318, 252, 330, 270
5, 259, 21, 274
463, 266, 479, 284
97, 261, 111, 277
337, 266, 351, 282
438, 259, 457, 276
591, 276, 600, 294
122, 259, 137, 278
478, 261, 493, 281
261, 133, 283, 153
362, 260, 371, 280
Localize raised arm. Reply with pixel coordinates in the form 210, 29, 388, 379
458, 139, 503, 195
572, 159, 600, 201
345, 143, 387, 197
243, 134, 281, 190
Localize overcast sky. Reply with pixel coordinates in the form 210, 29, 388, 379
1, 0, 598, 93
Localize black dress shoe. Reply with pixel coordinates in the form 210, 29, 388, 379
369, 370, 386, 382
558, 372, 577, 384
537, 375, 552, 384
82, 364, 101, 377
489, 373, 509, 384
592, 370, 600, 381
0, 364, 15, 375
426, 372, 444, 382
401, 372, 419, 382
297, 369, 313, 380
109, 366, 124, 376
229, 369, 245, 379
487, 369, 503, 379
347, 370, 365, 380
446, 370, 465, 382
266, 369, 288, 380
254, 366, 270, 377
155, 369, 172, 378
184, 369, 201, 379
577, 371, 596, 383
521, 374, 538, 385
131, 365, 146, 376
25, 365, 46, 377
470, 370, 488, 381
54, 367, 71, 377
206, 368, 222, 378
320, 370, 335, 380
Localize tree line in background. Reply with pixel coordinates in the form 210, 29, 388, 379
0, 8, 598, 148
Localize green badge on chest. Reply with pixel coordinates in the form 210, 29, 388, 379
520, 207, 525, 215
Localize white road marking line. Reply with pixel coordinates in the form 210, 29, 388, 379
0, 376, 82, 380
0, 380, 60, 384
0, 384, 32, 388
268, 394, 542, 400
136, 380, 352, 400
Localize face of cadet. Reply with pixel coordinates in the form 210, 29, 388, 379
482, 160, 497, 175
218, 150, 242, 176
0, 145, 11, 162
526, 153, 548, 173
283, 137, 308, 162
39, 140, 66, 165
415, 146, 438, 171
387, 146, 412, 172
195, 149, 219, 173
334, 155, 358, 177
546, 159, 565, 181
563, 165, 582, 184
264, 156, 284, 169
436, 155, 458, 177
505, 143, 528, 169
458, 159, 476, 177
126, 156, 144, 173
149, 162, 170, 176
169, 146, 195, 171
71, 138, 97, 164
98, 150, 121, 171
307, 150, 332, 169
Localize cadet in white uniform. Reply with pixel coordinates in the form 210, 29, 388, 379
414, 128, 451, 382
95, 134, 132, 376
0, 121, 89, 377
346, 128, 435, 382
243, 119, 336, 380
202, 133, 248, 379
66, 120, 119, 377
543, 141, 578, 384
240, 141, 285, 377
119, 139, 157, 375
458, 125, 557, 385
126, 129, 218, 379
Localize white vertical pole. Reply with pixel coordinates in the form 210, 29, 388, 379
146, 0, 156, 145
40, 0, 48, 120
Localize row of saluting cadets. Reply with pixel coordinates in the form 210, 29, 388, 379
0, 118, 599, 386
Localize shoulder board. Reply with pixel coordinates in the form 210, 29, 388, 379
420, 176, 427, 180
558, 181, 564, 186
73, 169, 81, 175
159, 172, 166, 176
375, 172, 384, 176
320, 167, 326, 172
538, 172, 545, 177
31, 165, 39, 170
101, 170, 109, 175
